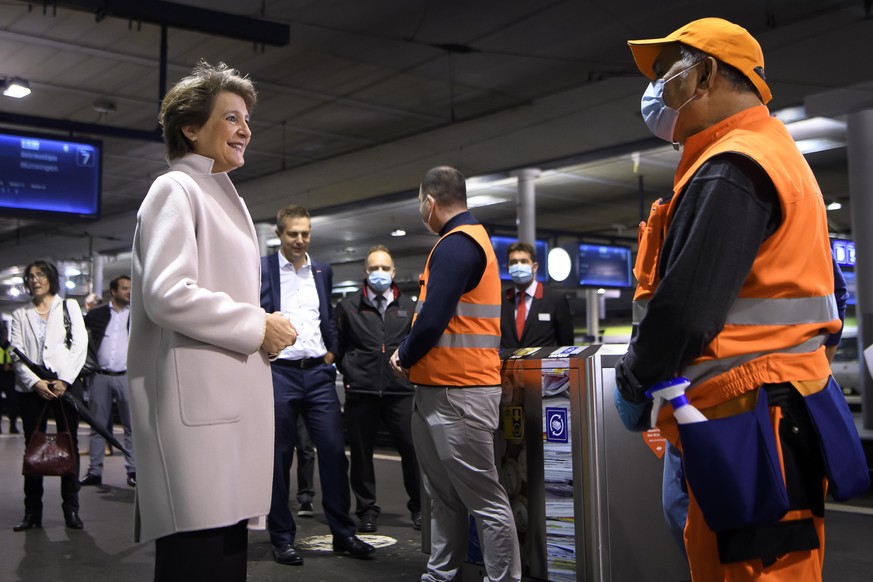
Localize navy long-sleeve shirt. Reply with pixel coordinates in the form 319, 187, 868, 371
398, 211, 486, 369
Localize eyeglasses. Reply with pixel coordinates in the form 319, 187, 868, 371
24, 272, 48, 283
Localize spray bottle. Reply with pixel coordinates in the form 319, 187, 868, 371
645, 377, 706, 428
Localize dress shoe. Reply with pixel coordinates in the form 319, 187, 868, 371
411, 511, 422, 531
357, 513, 377, 533
80, 474, 102, 487
297, 501, 314, 517
127, 472, 137, 487
272, 543, 304, 566
64, 511, 84, 530
332, 535, 376, 558
13, 514, 41, 532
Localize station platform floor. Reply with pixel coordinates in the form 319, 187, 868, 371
1, 418, 872, 582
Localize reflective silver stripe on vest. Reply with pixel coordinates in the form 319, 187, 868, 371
632, 299, 649, 325
454, 303, 501, 318
724, 296, 838, 325
681, 334, 827, 386
414, 301, 500, 319
435, 333, 501, 349
632, 295, 836, 326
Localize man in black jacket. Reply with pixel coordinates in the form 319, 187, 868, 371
500, 242, 574, 349
335, 245, 421, 533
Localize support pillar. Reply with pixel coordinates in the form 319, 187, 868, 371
513, 169, 540, 246
846, 108, 873, 428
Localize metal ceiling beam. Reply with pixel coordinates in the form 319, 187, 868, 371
27, 0, 290, 46
0, 111, 161, 142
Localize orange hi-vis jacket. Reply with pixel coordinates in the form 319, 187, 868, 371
409, 223, 502, 387
632, 106, 841, 437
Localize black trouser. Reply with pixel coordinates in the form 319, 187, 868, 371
154, 521, 247, 582
294, 416, 316, 505
19, 388, 81, 517
344, 392, 421, 518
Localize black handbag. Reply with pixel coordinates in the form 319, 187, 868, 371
63, 300, 97, 379
22, 401, 77, 477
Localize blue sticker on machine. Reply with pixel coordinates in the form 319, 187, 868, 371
546, 407, 569, 443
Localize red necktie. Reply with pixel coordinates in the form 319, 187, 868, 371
515, 291, 527, 339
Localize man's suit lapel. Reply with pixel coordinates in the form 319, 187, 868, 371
269, 253, 281, 312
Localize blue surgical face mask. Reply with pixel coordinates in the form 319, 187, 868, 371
508, 263, 533, 285
640, 63, 701, 143
368, 270, 392, 293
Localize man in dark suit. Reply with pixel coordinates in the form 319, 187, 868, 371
500, 242, 574, 349
261, 205, 375, 566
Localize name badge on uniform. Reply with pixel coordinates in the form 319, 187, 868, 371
397, 310, 408, 317
538, 313, 551, 322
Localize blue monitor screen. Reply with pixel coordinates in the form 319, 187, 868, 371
578, 244, 633, 287
832, 238, 855, 268
490, 236, 549, 282
0, 129, 102, 220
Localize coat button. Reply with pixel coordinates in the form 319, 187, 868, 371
791, 425, 800, 434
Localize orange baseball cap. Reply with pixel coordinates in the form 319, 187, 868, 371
627, 17, 771, 104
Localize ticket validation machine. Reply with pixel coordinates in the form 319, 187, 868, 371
439, 344, 690, 581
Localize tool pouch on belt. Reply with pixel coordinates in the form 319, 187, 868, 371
678, 387, 789, 532
802, 376, 870, 500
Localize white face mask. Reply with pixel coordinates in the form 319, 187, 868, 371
508, 263, 533, 285
420, 196, 437, 235
640, 62, 702, 143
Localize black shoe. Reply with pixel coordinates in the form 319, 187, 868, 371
80, 474, 102, 487
127, 472, 137, 487
332, 535, 375, 558
297, 501, 314, 517
13, 514, 41, 532
64, 511, 84, 530
411, 511, 422, 531
272, 543, 304, 566
357, 514, 377, 533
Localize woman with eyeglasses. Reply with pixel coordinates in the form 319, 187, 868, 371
8, 260, 88, 532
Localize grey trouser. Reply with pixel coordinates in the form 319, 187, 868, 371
412, 385, 521, 582
87, 373, 135, 476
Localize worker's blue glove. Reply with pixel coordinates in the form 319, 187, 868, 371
614, 385, 651, 432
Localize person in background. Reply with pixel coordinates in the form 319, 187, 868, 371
128, 61, 297, 582
80, 275, 136, 488
9, 260, 87, 531
292, 419, 317, 518
261, 204, 375, 567
335, 245, 421, 533
499, 241, 574, 349
616, 18, 846, 580
390, 166, 521, 582
1, 320, 21, 434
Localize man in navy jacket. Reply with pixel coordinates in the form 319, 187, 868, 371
261, 205, 374, 566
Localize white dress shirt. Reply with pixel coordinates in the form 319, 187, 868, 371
96, 303, 129, 372
514, 279, 538, 321
277, 251, 327, 360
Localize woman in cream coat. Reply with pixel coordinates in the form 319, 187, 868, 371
10, 260, 87, 532
129, 61, 297, 582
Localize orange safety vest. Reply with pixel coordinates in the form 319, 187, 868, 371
632, 106, 840, 438
409, 223, 502, 387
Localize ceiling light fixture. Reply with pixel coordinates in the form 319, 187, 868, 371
2, 77, 31, 98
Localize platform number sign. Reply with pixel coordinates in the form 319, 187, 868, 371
545, 407, 568, 443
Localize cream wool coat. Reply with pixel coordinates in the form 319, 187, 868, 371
128, 154, 273, 543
